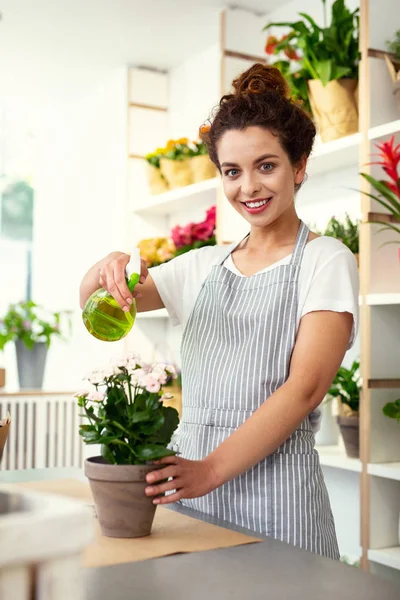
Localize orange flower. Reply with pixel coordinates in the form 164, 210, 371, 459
199, 123, 211, 135
265, 35, 278, 55
176, 137, 188, 145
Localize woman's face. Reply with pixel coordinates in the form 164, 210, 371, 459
217, 126, 306, 228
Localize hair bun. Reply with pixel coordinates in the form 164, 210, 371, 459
232, 63, 290, 100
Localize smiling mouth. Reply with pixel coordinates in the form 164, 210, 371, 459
242, 198, 271, 209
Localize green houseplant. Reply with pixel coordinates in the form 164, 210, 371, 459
361, 136, 400, 251
322, 214, 360, 265
328, 360, 361, 458
76, 354, 179, 538
382, 399, 400, 422
264, 0, 360, 142
0, 301, 68, 389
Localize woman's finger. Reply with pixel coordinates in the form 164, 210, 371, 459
113, 264, 132, 306
146, 465, 178, 484
103, 265, 129, 311
145, 477, 181, 497
153, 490, 183, 505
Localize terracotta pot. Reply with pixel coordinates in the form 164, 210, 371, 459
190, 155, 216, 183
308, 79, 359, 142
146, 163, 169, 195
337, 415, 359, 458
160, 158, 193, 189
85, 456, 161, 538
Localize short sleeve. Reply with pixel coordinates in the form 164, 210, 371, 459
299, 250, 359, 348
149, 252, 193, 326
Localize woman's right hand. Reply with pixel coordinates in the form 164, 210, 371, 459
99, 252, 149, 312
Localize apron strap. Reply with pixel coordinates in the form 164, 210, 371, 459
290, 220, 309, 267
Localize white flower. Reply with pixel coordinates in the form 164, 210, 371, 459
87, 391, 105, 402
165, 364, 176, 376
152, 370, 168, 385
102, 365, 115, 379
127, 358, 141, 374
145, 376, 161, 394
87, 370, 105, 385
160, 393, 173, 402
112, 355, 128, 369
73, 389, 89, 398
152, 362, 167, 373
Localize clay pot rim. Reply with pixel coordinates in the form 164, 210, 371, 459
85, 456, 159, 482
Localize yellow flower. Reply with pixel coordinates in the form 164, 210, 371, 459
176, 137, 188, 145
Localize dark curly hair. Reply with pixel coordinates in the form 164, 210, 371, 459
201, 64, 316, 173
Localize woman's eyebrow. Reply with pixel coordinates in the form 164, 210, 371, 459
221, 153, 279, 168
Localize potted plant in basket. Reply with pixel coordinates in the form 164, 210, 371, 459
383, 398, 400, 422
321, 214, 360, 266
328, 360, 361, 458
0, 301, 69, 389
75, 354, 179, 538
264, 0, 360, 142
385, 30, 400, 113
190, 138, 216, 183
361, 136, 400, 254
145, 148, 169, 195
159, 138, 194, 190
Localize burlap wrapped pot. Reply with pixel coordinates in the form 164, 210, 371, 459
190, 155, 217, 183
308, 79, 359, 143
146, 163, 169, 195
160, 158, 193, 189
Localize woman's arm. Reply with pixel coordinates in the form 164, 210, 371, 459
79, 252, 164, 313
145, 309, 353, 503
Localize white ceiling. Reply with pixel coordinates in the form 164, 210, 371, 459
0, 0, 293, 72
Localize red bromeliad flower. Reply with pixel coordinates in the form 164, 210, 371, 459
368, 136, 400, 198
265, 35, 278, 55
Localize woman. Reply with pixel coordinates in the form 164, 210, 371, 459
80, 64, 359, 559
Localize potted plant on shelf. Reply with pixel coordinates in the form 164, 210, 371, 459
328, 360, 361, 458
361, 136, 400, 254
159, 138, 194, 189
385, 29, 400, 113
190, 138, 217, 183
76, 354, 179, 538
321, 214, 360, 266
171, 206, 216, 257
382, 398, 400, 422
145, 148, 169, 195
0, 301, 69, 389
264, 0, 360, 142
137, 237, 176, 268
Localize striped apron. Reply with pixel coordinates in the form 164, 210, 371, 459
177, 221, 339, 559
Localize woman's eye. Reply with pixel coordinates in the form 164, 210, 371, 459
260, 163, 273, 172
225, 169, 239, 177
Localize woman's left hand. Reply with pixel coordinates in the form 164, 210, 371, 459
145, 456, 218, 505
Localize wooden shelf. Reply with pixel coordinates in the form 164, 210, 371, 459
368, 547, 400, 571
368, 462, 400, 481
136, 309, 169, 319
366, 294, 400, 305
308, 132, 361, 176
368, 379, 400, 389
133, 177, 219, 216
316, 445, 362, 473
369, 120, 400, 140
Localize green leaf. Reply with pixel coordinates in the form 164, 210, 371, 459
135, 443, 176, 461
79, 429, 100, 443
141, 412, 165, 435
151, 406, 180, 446
317, 59, 332, 86
382, 400, 400, 421
361, 174, 400, 214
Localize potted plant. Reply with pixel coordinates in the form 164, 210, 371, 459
361, 136, 400, 252
321, 214, 360, 266
385, 30, 400, 113
76, 354, 179, 538
137, 237, 176, 268
328, 360, 361, 458
264, 0, 360, 142
171, 206, 216, 257
190, 137, 217, 183
145, 148, 169, 195
0, 301, 68, 389
159, 138, 194, 189
383, 398, 400, 422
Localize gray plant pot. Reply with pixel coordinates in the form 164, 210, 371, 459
15, 340, 48, 389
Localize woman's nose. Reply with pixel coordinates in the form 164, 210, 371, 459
240, 174, 262, 198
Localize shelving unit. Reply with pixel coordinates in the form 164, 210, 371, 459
125, 0, 400, 579
317, 446, 362, 473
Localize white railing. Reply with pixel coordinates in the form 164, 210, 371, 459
0, 392, 84, 470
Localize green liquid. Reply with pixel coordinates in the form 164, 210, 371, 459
82, 288, 137, 342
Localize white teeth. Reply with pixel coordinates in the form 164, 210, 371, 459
244, 199, 269, 208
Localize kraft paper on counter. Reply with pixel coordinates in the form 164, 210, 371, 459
14, 479, 261, 568
0, 414, 11, 463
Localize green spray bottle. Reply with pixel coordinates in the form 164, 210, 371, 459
82, 248, 141, 342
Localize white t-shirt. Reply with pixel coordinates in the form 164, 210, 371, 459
150, 236, 359, 347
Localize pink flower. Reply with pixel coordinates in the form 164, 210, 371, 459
87, 391, 105, 402
192, 221, 214, 241
145, 377, 161, 394
206, 206, 216, 224
22, 320, 31, 330
73, 389, 89, 398
171, 224, 194, 248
